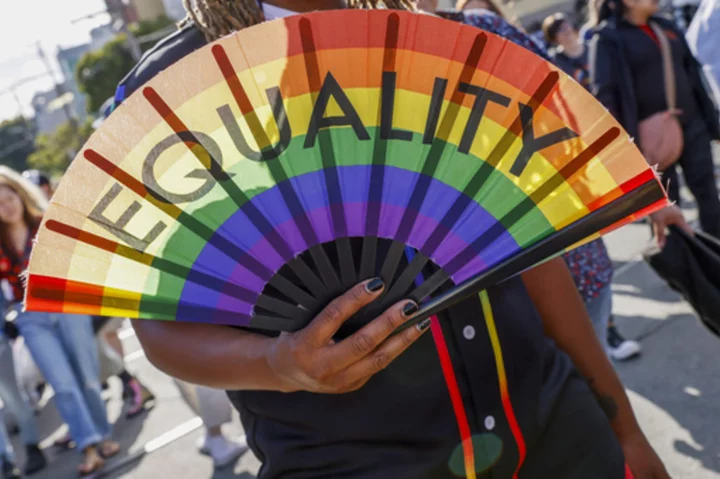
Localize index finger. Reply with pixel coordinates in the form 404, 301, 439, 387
299, 278, 384, 347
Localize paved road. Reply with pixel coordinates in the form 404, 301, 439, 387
5, 171, 720, 479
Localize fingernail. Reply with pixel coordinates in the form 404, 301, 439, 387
365, 278, 384, 293
416, 318, 432, 332
402, 302, 418, 317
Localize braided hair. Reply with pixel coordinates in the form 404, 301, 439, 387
183, 0, 416, 41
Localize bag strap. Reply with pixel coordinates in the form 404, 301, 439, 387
649, 22, 677, 112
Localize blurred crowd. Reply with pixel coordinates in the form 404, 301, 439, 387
1, 0, 719, 477
0, 170, 247, 476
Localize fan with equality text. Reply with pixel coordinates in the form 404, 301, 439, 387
23, 10, 667, 332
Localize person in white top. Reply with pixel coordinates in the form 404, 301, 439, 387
686, 0, 720, 108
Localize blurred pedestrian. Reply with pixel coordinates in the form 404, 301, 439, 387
20, 170, 155, 420
673, 0, 702, 29
93, 317, 155, 418
174, 381, 248, 468
543, 13, 591, 87
589, 0, 720, 238
20, 171, 51, 202
543, 12, 642, 360
0, 167, 119, 476
414, 0, 437, 12
0, 318, 46, 478
686, 0, 720, 105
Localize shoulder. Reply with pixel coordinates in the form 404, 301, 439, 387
458, 10, 550, 60
650, 14, 682, 31
113, 23, 207, 108
589, 21, 620, 48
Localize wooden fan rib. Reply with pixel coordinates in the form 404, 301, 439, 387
143, 85, 329, 301
360, 14, 403, 286
217, 37, 338, 298
381, 252, 430, 309
403, 180, 666, 330
409, 127, 620, 302
442, 127, 621, 277
412, 71, 615, 299
256, 294, 312, 322
82, 149, 320, 311
299, 18, 349, 295
379, 33, 488, 291
418, 70, 561, 259
44, 220, 264, 313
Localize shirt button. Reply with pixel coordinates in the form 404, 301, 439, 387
463, 325, 476, 340
484, 415, 496, 430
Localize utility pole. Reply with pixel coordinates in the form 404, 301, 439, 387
71, 3, 142, 62
35, 42, 78, 128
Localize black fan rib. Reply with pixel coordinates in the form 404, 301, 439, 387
373, 32, 488, 313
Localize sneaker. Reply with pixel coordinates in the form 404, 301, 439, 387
607, 325, 641, 361
197, 435, 248, 468
24, 445, 47, 475
125, 379, 156, 419
53, 433, 75, 451
1, 458, 20, 479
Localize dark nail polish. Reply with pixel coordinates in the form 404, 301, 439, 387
402, 302, 418, 317
365, 278, 384, 293
416, 318, 432, 332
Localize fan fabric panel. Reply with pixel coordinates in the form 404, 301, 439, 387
25, 11, 665, 328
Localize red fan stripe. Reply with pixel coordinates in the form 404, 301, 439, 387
26, 274, 105, 315
586, 169, 661, 212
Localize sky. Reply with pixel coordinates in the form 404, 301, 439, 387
0, 0, 111, 122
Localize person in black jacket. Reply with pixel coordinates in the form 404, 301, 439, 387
589, 0, 720, 238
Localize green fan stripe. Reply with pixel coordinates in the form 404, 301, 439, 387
147, 126, 552, 306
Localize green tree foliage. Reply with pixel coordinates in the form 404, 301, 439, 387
132, 15, 176, 52
75, 36, 135, 114
27, 120, 94, 176
0, 117, 36, 172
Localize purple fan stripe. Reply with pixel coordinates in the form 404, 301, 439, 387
179, 166, 520, 320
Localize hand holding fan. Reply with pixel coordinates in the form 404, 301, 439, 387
24, 11, 667, 332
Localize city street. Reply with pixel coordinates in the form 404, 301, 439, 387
4, 177, 720, 479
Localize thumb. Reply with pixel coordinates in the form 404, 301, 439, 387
677, 219, 695, 238
654, 219, 667, 250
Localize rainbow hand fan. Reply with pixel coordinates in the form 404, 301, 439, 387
24, 10, 666, 332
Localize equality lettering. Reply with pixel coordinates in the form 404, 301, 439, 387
305, 72, 370, 148
88, 183, 167, 253
380, 72, 412, 142
219, 86, 292, 161
457, 82, 511, 154
142, 131, 231, 204
509, 103, 578, 176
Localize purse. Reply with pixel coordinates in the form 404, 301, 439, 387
637, 22, 684, 172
